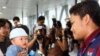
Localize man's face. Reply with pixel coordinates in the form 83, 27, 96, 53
12, 36, 28, 48
0, 22, 10, 40
13, 20, 19, 27
70, 14, 86, 40
38, 20, 44, 25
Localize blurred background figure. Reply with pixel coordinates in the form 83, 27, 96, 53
13, 16, 29, 35
33, 16, 46, 34
47, 18, 70, 56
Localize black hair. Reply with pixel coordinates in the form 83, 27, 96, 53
13, 16, 20, 21
56, 21, 62, 28
37, 16, 45, 21
0, 18, 12, 30
52, 18, 57, 28
66, 21, 71, 28
0, 18, 7, 27
69, 1, 100, 26
6, 20, 12, 30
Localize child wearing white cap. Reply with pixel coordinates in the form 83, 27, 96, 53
6, 28, 28, 56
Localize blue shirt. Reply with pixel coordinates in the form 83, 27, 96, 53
6, 45, 23, 56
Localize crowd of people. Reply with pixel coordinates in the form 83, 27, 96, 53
0, 0, 100, 56
0, 13, 78, 56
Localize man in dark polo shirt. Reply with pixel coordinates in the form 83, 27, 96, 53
69, 1, 100, 56
13, 16, 29, 35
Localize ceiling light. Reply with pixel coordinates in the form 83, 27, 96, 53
2, 6, 7, 9
0, 12, 3, 14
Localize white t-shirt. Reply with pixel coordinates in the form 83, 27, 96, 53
0, 49, 4, 56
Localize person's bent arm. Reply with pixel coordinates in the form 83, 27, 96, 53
27, 34, 37, 49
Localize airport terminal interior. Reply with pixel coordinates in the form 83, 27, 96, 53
0, 0, 100, 56
0, 0, 82, 30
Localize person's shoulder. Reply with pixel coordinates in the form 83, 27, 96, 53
7, 45, 22, 52
91, 35, 100, 47
0, 49, 4, 56
94, 35, 100, 43
20, 24, 27, 27
6, 45, 22, 56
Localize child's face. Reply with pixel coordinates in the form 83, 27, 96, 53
11, 36, 28, 48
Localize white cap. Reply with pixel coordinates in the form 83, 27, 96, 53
9, 28, 28, 39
